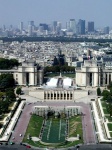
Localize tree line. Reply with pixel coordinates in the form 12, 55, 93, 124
1, 36, 112, 43
44, 65, 75, 74
0, 58, 19, 69
0, 74, 16, 117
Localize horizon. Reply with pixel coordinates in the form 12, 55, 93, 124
0, 0, 112, 28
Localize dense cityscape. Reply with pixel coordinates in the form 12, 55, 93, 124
0, 19, 111, 39
0, 1, 112, 150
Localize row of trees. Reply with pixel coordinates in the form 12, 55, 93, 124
0, 89, 16, 114
1, 36, 112, 43
44, 65, 75, 74
0, 74, 16, 115
0, 58, 19, 69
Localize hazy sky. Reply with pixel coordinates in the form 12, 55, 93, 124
0, 0, 111, 28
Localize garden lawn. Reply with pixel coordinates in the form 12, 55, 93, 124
69, 116, 83, 143
23, 115, 43, 143
103, 108, 109, 114
110, 132, 112, 137
106, 116, 112, 122
107, 123, 112, 131
23, 115, 83, 148
101, 101, 107, 108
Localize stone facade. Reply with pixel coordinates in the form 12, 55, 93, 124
76, 60, 112, 87
0, 60, 44, 86
29, 89, 88, 101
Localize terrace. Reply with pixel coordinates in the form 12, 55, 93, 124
91, 97, 112, 142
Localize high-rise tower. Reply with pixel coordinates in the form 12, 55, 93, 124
69, 19, 76, 34
78, 19, 85, 35
20, 22, 23, 32
88, 21, 94, 32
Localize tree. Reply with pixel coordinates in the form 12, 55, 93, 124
1, 100, 9, 113
110, 87, 112, 96
16, 87, 22, 95
6, 89, 16, 102
0, 74, 15, 90
97, 87, 101, 96
53, 57, 59, 66
9, 59, 19, 68
107, 95, 112, 103
102, 90, 110, 101
0, 58, 19, 69
107, 81, 112, 89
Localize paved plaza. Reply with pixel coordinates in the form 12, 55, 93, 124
9, 99, 96, 145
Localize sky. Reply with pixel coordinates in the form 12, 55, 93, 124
0, 0, 111, 28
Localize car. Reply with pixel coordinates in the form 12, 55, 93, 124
19, 134, 22, 137
5, 143, 8, 145
27, 102, 31, 105
26, 145, 31, 148
20, 91, 24, 95
22, 143, 26, 146
10, 142, 15, 145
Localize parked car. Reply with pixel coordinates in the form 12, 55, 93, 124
26, 145, 31, 148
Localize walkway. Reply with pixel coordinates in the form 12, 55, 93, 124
10, 103, 34, 143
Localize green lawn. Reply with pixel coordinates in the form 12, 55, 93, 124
41, 119, 66, 143
103, 108, 109, 114
110, 132, 112, 137
101, 101, 107, 108
23, 115, 83, 148
23, 115, 43, 143
107, 123, 112, 131
101, 101, 112, 121
106, 116, 112, 122
69, 116, 83, 143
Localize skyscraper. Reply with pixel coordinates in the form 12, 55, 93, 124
28, 21, 34, 26
69, 19, 76, 34
88, 22, 94, 32
66, 22, 70, 31
39, 23, 49, 30
20, 22, 23, 32
78, 19, 85, 35
28, 25, 33, 36
56, 22, 62, 33
104, 26, 109, 34
28, 21, 35, 36
53, 21, 57, 32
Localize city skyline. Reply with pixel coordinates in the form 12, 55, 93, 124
0, 0, 112, 28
